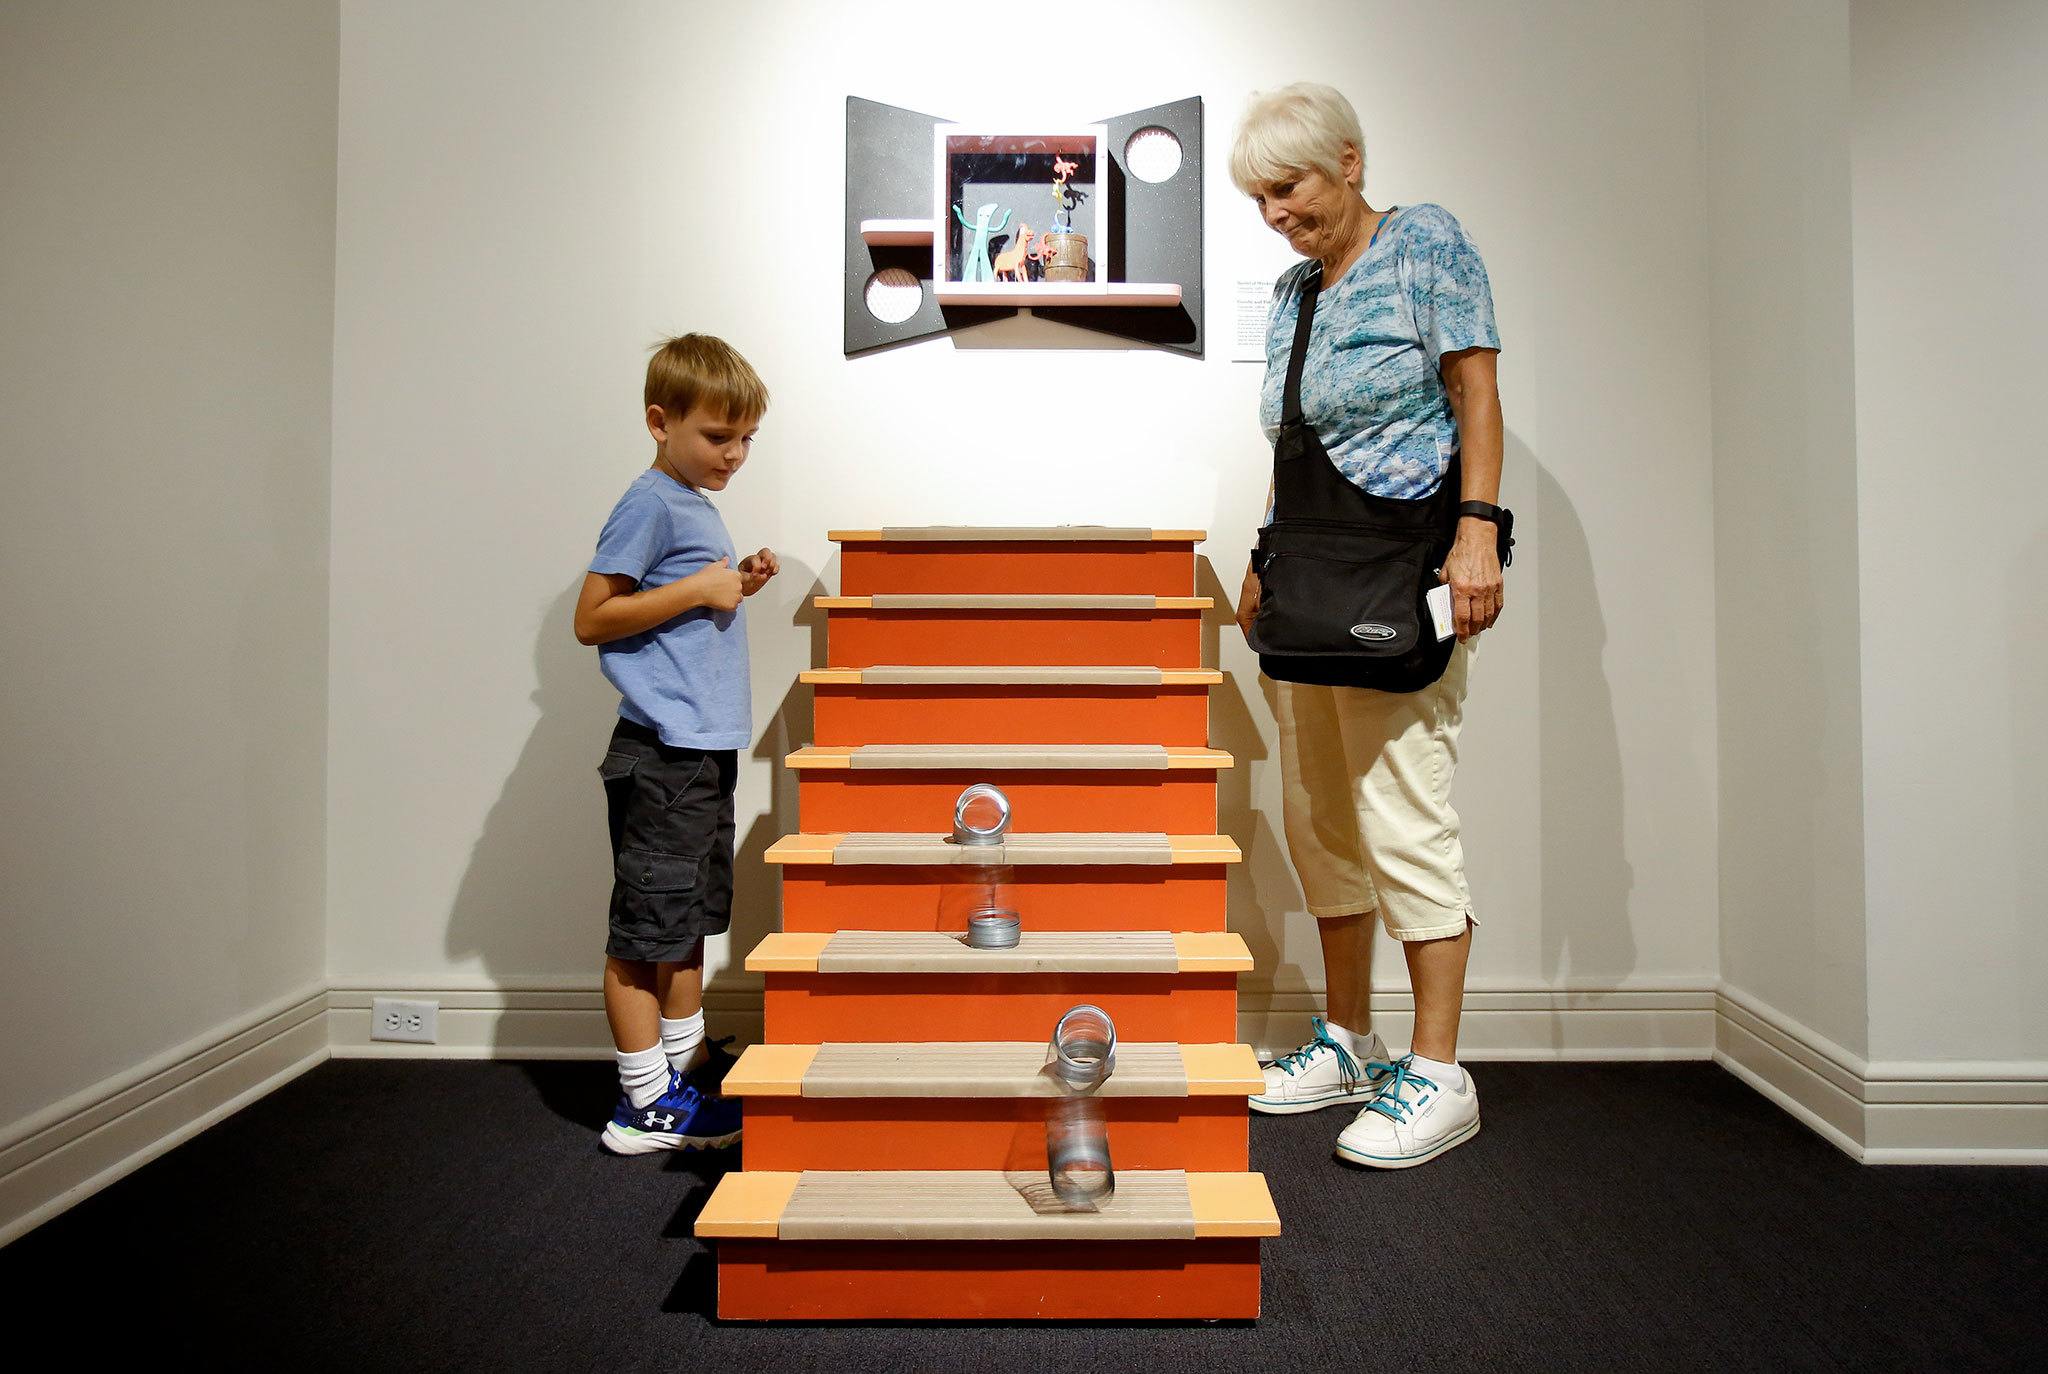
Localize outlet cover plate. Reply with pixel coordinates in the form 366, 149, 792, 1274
371, 997, 439, 1044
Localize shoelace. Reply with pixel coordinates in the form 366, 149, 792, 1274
1362, 1056, 1438, 1123
1272, 1016, 1361, 1089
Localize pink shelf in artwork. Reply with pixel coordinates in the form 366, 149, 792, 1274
932, 281, 1184, 308
861, 219, 938, 246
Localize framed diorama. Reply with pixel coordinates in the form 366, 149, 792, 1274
933, 124, 1112, 300
844, 96, 1204, 357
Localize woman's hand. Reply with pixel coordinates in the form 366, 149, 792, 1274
738, 548, 780, 596
1236, 561, 1261, 642
1440, 519, 1504, 640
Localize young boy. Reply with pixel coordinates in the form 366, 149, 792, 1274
574, 333, 779, 1154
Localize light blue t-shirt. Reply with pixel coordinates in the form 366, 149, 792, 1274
588, 469, 751, 750
1260, 203, 1500, 508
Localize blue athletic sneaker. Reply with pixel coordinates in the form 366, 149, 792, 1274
601, 1070, 743, 1155
683, 1034, 740, 1095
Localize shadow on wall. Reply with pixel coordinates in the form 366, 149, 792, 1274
1196, 557, 1295, 996
2014, 527, 2047, 995
1532, 448, 1636, 1005
442, 569, 822, 1085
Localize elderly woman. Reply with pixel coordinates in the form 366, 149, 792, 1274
1232, 84, 1506, 1168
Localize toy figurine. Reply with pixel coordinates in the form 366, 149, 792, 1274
1050, 155, 1079, 232
991, 224, 1034, 282
952, 201, 1011, 283
1042, 157, 1088, 283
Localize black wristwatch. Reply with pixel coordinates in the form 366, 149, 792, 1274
1457, 501, 1515, 567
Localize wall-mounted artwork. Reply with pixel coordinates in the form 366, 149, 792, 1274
844, 96, 1204, 358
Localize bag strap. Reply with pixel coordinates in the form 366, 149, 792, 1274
1280, 209, 1398, 427
1280, 264, 1321, 427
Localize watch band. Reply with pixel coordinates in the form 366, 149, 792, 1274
1458, 501, 1507, 524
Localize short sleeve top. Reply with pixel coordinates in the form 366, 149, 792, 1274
1259, 203, 1500, 507
587, 469, 751, 750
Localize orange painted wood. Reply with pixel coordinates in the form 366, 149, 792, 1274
827, 610, 1204, 669
798, 772, 1216, 833
838, 541, 1195, 596
715, 1239, 1261, 1320
763, 974, 1238, 1042
778, 867, 1229, 933
813, 683, 1211, 745
743, 1098, 1248, 1172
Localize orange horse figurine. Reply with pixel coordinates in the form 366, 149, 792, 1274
992, 224, 1035, 282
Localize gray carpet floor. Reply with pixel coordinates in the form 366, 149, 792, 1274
2, 1060, 2042, 1371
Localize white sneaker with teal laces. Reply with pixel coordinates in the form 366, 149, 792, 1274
1333, 1054, 1480, 1168
1250, 1018, 1393, 1115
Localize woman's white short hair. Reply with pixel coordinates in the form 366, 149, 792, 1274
1229, 82, 1366, 195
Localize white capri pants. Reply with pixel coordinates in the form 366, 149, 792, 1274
1266, 642, 1474, 941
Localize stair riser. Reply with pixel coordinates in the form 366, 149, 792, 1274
839, 542, 1195, 596
743, 1099, 1248, 1171
716, 1239, 1261, 1320
814, 685, 1210, 746
827, 610, 1204, 669
764, 975, 1237, 1042
798, 774, 1217, 834
779, 869, 1229, 933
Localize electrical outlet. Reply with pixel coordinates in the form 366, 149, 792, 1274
371, 997, 439, 1044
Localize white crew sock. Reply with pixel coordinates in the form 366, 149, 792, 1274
661, 1011, 706, 1072
1322, 1019, 1375, 1059
617, 1044, 671, 1108
1407, 1052, 1465, 1090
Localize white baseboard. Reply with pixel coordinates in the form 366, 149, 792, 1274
326, 980, 763, 1059
1713, 984, 2048, 1164
324, 977, 1716, 1064
1242, 982, 1717, 1062
0, 984, 329, 1247
9, 974, 2036, 1246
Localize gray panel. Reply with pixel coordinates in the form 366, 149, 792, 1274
844, 96, 1016, 356
1034, 97, 1205, 357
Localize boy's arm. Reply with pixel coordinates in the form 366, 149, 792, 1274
573, 560, 741, 646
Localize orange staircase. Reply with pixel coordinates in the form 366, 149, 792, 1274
695, 527, 1278, 1321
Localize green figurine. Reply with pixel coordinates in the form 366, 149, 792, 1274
952, 201, 1011, 283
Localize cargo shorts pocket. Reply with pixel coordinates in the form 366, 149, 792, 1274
615, 846, 704, 895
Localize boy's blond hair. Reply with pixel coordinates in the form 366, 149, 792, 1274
644, 333, 769, 423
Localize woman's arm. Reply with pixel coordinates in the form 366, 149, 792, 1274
1440, 346, 1505, 640
1236, 478, 1274, 641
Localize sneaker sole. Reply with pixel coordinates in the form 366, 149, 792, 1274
1333, 1116, 1480, 1169
600, 1125, 742, 1156
1249, 1085, 1386, 1115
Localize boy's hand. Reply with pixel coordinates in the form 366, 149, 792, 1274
693, 557, 745, 613
738, 548, 780, 596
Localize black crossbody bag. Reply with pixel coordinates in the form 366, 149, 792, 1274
1246, 261, 1464, 692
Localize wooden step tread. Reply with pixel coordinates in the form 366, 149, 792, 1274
802, 665, 1223, 686
697, 1169, 1277, 1241
818, 594, 1211, 611
747, 930, 1253, 974
766, 832, 1241, 866
788, 744, 1232, 772
832, 527, 1205, 543
725, 1041, 1262, 1098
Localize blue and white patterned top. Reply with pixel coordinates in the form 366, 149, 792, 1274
1259, 203, 1499, 508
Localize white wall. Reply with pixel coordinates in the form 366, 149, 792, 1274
1850, 0, 2048, 1066
1705, 1, 1868, 1058
0, 1, 337, 1130
326, 0, 1721, 1021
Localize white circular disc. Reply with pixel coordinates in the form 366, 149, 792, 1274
864, 267, 923, 324
1124, 127, 1182, 184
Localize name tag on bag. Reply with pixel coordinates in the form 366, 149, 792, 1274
1426, 583, 1455, 641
